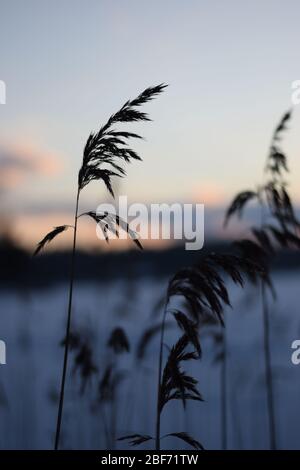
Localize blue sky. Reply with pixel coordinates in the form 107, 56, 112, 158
0, 0, 300, 247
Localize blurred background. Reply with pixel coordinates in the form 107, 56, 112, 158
0, 0, 300, 449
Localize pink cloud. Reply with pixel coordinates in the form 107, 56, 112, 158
0, 139, 63, 189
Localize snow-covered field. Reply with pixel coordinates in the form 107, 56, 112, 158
0, 271, 300, 449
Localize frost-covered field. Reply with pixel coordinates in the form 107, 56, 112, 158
0, 271, 300, 449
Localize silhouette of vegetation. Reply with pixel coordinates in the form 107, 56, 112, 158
224, 110, 300, 449
120, 249, 264, 450
26, 92, 300, 452
33, 226, 71, 256
61, 329, 98, 394
34, 84, 166, 449
95, 327, 130, 449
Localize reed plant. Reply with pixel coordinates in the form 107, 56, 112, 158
35, 84, 166, 449
120, 251, 264, 450
224, 110, 300, 449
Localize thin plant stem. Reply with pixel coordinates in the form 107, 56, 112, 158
221, 325, 227, 450
123, 365, 141, 432
33, 85, 166, 450
111, 397, 117, 450
261, 280, 276, 450
259, 194, 276, 450
155, 304, 167, 451
54, 188, 80, 450
99, 404, 110, 449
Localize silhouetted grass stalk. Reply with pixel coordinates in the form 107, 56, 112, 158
35, 85, 166, 450
155, 304, 167, 451
224, 110, 300, 450
261, 280, 276, 449
259, 157, 277, 451
151, 254, 262, 451
54, 188, 79, 450
220, 325, 227, 450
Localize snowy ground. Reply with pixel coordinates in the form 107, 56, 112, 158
0, 270, 300, 449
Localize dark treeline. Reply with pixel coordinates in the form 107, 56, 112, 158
0, 237, 300, 288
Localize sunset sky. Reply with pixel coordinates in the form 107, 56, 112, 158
0, 0, 300, 249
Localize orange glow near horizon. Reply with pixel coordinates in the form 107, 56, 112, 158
10, 212, 174, 253
190, 182, 226, 207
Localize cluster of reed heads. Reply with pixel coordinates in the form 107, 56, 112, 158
35, 85, 300, 450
